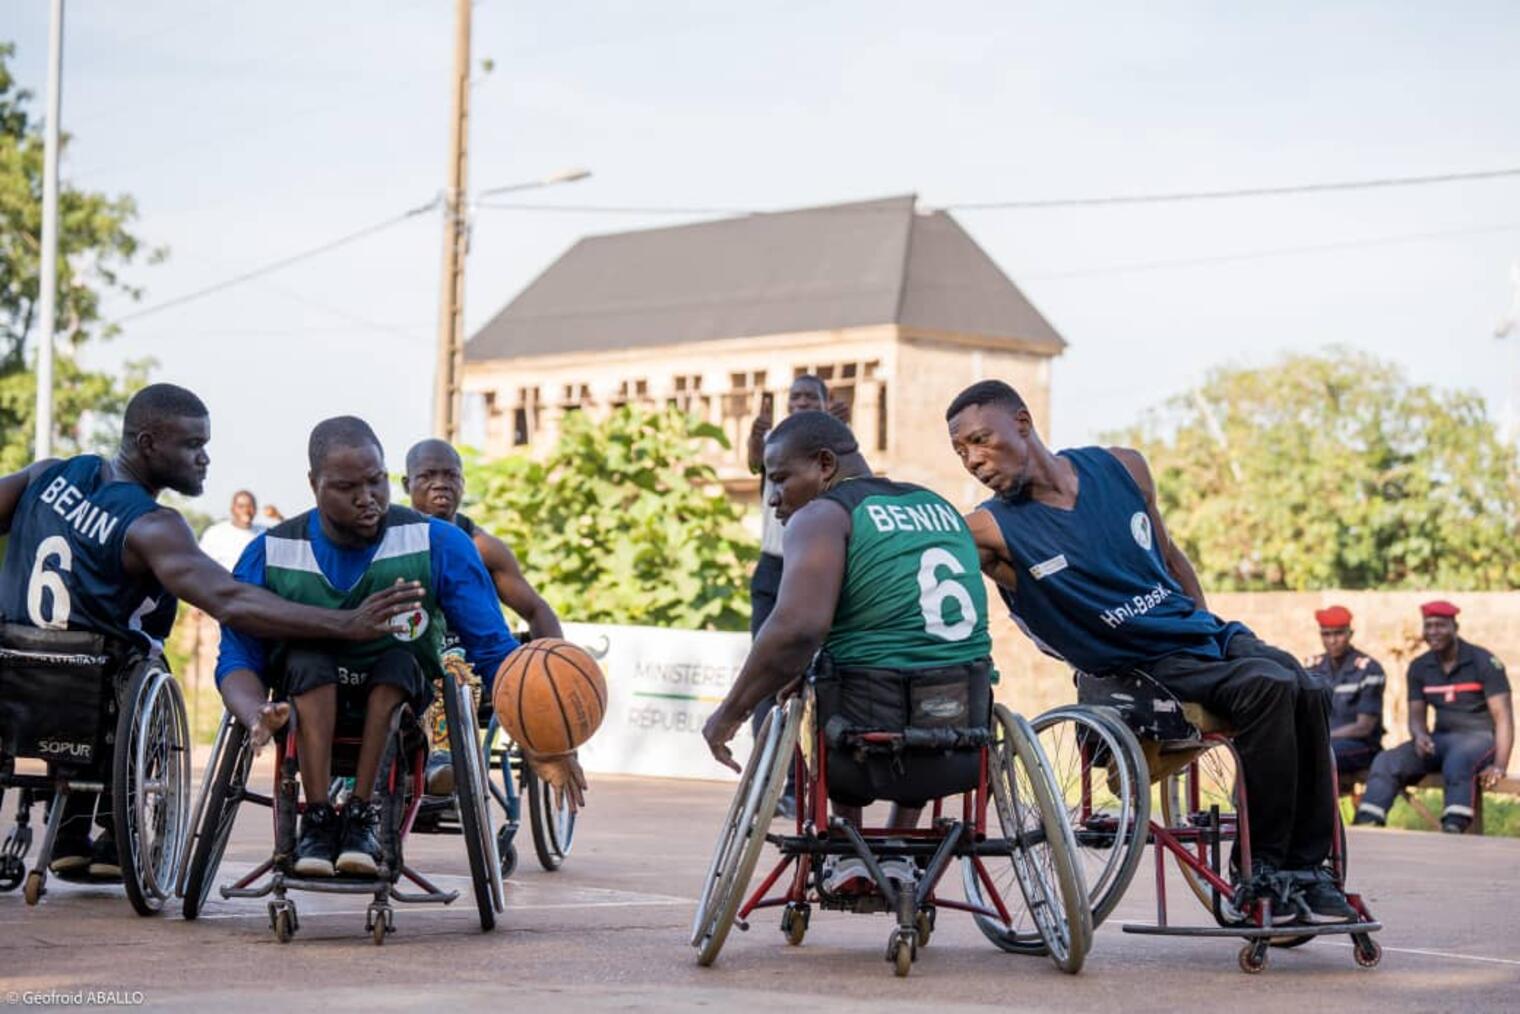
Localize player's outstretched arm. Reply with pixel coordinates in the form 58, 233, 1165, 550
475, 530, 563, 640
703, 500, 847, 771
125, 509, 422, 640
966, 508, 1019, 592
1108, 446, 1209, 610
0, 460, 60, 534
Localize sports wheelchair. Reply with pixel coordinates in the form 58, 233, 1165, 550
692, 659, 1091, 977
176, 664, 502, 943
1006, 672, 1384, 974
0, 624, 190, 915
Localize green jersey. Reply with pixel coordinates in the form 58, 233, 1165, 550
819, 477, 992, 671
263, 505, 445, 679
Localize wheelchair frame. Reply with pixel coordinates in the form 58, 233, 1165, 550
0, 646, 190, 917
176, 668, 503, 943
692, 694, 1092, 977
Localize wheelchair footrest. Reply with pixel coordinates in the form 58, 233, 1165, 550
390, 886, 459, 905
1122, 920, 1382, 938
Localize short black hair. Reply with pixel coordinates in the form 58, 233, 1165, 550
792, 374, 829, 400
945, 380, 1027, 422
767, 410, 859, 461
308, 416, 383, 472
404, 438, 461, 476
122, 383, 208, 440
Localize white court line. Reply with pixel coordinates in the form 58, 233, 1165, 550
1317, 940, 1520, 968
189, 898, 690, 920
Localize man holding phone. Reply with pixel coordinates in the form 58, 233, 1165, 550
743, 375, 847, 818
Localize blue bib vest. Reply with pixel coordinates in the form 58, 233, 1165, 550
0, 455, 177, 651
980, 447, 1243, 675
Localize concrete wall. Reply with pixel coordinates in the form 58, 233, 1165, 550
989, 590, 1520, 745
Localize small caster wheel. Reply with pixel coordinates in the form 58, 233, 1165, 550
781, 904, 809, 946
892, 935, 914, 977
1353, 936, 1381, 968
915, 908, 935, 948
273, 907, 294, 944
498, 833, 518, 879
373, 917, 387, 946
23, 870, 44, 906
1239, 941, 1268, 974
0, 856, 24, 892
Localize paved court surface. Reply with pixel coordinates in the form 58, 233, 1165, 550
1, 766, 1516, 1012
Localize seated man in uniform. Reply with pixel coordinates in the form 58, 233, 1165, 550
1305, 605, 1385, 779
0, 384, 421, 880
703, 412, 994, 893
216, 417, 585, 879
1355, 601, 1512, 833
946, 379, 1355, 923
402, 437, 563, 794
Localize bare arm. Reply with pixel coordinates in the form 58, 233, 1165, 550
702, 500, 848, 771
1330, 713, 1378, 740
1407, 698, 1434, 754
1484, 693, 1513, 786
966, 508, 1019, 593
475, 530, 563, 640
0, 460, 59, 534
1109, 447, 1208, 610
124, 509, 421, 641
747, 412, 772, 474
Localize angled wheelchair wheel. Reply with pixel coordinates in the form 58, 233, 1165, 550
444, 671, 504, 930
691, 698, 801, 967
967, 705, 1148, 943
525, 759, 576, 871
181, 713, 253, 919
1159, 737, 1244, 923
972, 705, 1091, 973
114, 662, 192, 917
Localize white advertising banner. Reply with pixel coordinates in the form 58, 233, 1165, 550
561, 621, 752, 781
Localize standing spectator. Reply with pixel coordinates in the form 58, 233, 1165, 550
1356, 601, 1514, 833
199, 489, 266, 571
745, 375, 845, 817
261, 503, 285, 526
1305, 605, 1385, 778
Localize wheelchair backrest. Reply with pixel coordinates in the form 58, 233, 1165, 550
1074, 669, 1199, 744
0, 623, 128, 768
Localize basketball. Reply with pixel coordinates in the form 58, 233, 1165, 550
492, 638, 607, 755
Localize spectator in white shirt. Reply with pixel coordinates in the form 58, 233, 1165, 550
199, 489, 265, 571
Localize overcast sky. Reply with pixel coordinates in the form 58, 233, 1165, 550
10, 1, 1520, 516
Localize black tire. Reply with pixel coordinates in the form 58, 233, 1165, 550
525, 760, 575, 871
444, 671, 498, 931
182, 720, 251, 920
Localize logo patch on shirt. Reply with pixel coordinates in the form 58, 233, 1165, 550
1130, 511, 1153, 551
390, 607, 429, 642
1029, 554, 1069, 580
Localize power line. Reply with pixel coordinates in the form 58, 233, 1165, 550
474, 164, 1520, 218
109, 198, 439, 326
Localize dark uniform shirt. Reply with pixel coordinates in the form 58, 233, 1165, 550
1306, 647, 1385, 746
1406, 639, 1510, 735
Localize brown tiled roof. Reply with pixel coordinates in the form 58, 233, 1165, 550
466, 195, 1064, 361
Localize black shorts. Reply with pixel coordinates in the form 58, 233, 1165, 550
281, 647, 432, 730
825, 749, 981, 810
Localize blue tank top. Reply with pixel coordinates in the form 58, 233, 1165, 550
980, 447, 1244, 675
0, 456, 178, 651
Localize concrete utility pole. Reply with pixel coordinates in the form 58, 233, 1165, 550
433, 0, 472, 441
34, 0, 65, 459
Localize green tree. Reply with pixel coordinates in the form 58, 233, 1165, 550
0, 41, 161, 464
464, 406, 758, 630
1108, 348, 1520, 591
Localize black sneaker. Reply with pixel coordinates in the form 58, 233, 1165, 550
293, 803, 341, 877
48, 832, 92, 878
1441, 817, 1469, 834
424, 751, 456, 797
1235, 861, 1298, 925
336, 798, 383, 877
87, 832, 122, 881
773, 792, 797, 821
1297, 869, 1358, 924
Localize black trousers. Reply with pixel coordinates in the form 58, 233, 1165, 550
1149, 633, 1335, 870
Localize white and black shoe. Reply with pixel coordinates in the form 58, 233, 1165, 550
821, 855, 871, 894
293, 803, 341, 877
336, 798, 383, 877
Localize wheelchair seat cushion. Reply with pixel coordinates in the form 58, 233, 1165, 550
0, 623, 136, 768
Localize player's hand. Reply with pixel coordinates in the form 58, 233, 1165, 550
248, 702, 290, 755
344, 579, 425, 640
1479, 765, 1507, 789
828, 399, 851, 424
1414, 732, 1436, 757
703, 710, 743, 773
526, 751, 587, 812
750, 410, 773, 438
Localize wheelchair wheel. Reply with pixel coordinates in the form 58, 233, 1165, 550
525, 759, 576, 871
181, 713, 253, 920
968, 705, 1148, 938
972, 705, 1091, 974
113, 661, 192, 917
444, 670, 504, 931
691, 698, 802, 967
1159, 737, 1244, 923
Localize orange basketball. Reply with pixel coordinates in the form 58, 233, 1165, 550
492, 638, 607, 755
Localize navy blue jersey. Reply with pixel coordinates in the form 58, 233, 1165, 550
981, 447, 1245, 675
1306, 647, 1386, 745
0, 455, 177, 651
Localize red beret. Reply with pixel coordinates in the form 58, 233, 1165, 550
1314, 606, 1352, 629
1421, 600, 1461, 618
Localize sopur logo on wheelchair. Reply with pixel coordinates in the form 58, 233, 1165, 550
0, 624, 191, 916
